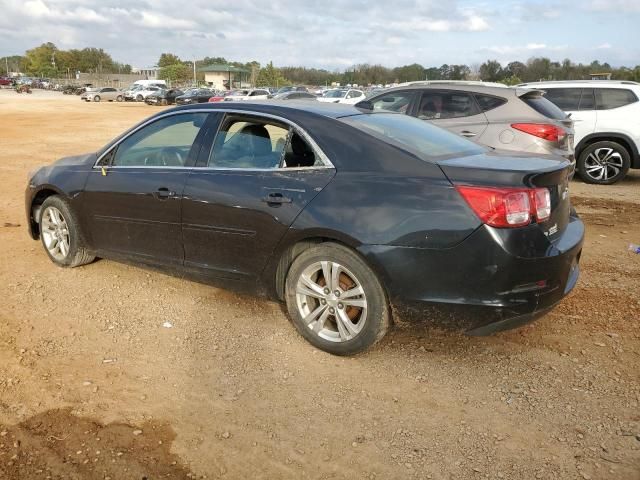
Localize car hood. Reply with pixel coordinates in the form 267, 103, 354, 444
51, 152, 97, 169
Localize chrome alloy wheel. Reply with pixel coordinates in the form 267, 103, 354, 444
295, 261, 368, 342
584, 147, 624, 182
41, 206, 70, 261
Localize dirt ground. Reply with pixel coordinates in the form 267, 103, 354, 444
0, 89, 638, 480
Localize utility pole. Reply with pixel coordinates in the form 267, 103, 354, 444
5, 57, 8, 76
193, 57, 197, 87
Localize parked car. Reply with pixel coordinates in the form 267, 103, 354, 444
0, 77, 14, 87
517, 80, 640, 184
208, 92, 228, 103
318, 88, 366, 104
224, 88, 271, 101
270, 91, 318, 100
359, 84, 575, 165
81, 87, 123, 102
175, 88, 215, 105
275, 86, 309, 95
123, 84, 145, 101
145, 88, 185, 106
25, 102, 582, 355
129, 86, 163, 102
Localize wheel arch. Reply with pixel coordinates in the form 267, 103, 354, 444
576, 133, 639, 169
28, 186, 66, 239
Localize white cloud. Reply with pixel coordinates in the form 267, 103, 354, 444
585, 0, 640, 12
597, 43, 612, 49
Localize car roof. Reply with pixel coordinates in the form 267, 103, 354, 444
373, 83, 519, 97
172, 100, 381, 119
518, 80, 640, 89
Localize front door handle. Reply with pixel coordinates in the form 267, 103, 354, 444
261, 192, 292, 205
460, 131, 477, 137
154, 187, 176, 200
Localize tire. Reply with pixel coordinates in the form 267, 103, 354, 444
136, 94, 143, 102
93, 95, 100, 102
577, 141, 630, 185
284, 242, 390, 355
116, 95, 123, 102
38, 195, 95, 268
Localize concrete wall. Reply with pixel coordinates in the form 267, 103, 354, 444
49, 72, 156, 88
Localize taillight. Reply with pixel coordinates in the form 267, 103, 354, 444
511, 123, 566, 142
456, 186, 551, 228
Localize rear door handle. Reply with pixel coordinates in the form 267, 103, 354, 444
154, 187, 176, 200
460, 131, 477, 137
261, 192, 292, 205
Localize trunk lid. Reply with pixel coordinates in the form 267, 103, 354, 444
438, 151, 572, 238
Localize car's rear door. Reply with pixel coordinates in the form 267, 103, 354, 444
82, 111, 214, 266
540, 87, 596, 144
412, 89, 488, 140
181, 112, 335, 282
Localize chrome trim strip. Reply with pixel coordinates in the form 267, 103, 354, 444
93, 108, 335, 171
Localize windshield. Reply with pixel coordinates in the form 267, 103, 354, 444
324, 89, 347, 98
340, 113, 484, 160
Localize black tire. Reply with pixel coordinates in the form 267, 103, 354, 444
136, 94, 143, 102
116, 95, 123, 102
577, 141, 630, 185
93, 95, 100, 102
284, 242, 390, 355
38, 195, 95, 268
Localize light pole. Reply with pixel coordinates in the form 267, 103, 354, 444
192, 58, 197, 87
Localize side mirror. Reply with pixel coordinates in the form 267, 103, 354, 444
355, 100, 373, 110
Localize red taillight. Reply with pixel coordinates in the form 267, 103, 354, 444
456, 186, 551, 228
511, 123, 566, 142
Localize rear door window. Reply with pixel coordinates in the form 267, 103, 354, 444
578, 89, 595, 110
521, 94, 568, 120
475, 94, 507, 112
595, 89, 638, 110
416, 91, 480, 120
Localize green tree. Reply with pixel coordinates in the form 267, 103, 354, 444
158, 63, 190, 84
158, 53, 181, 68
479, 60, 505, 82
23, 42, 58, 76
256, 61, 289, 87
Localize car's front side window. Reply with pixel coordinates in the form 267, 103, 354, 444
370, 90, 416, 113
208, 117, 289, 169
111, 113, 208, 167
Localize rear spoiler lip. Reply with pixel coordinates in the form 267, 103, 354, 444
515, 88, 547, 97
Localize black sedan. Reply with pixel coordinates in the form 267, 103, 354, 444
25, 102, 583, 355
145, 88, 185, 106
174, 88, 215, 105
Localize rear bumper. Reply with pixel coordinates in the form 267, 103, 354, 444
358, 215, 584, 334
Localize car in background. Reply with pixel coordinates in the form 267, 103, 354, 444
145, 88, 185, 106
130, 86, 164, 102
270, 91, 318, 100
174, 88, 215, 105
359, 83, 574, 165
123, 84, 144, 101
81, 87, 123, 102
0, 77, 13, 87
275, 86, 308, 95
25, 102, 582, 355
224, 88, 271, 101
318, 88, 366, 104
208, 91, 229, 103
518, 80, 640, 184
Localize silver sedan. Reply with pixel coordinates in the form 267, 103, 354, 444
81, 87, 123, 102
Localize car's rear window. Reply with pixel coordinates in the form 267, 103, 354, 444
339, 113, 484, 160
521, 93, 568, 120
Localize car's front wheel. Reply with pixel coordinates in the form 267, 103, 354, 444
285, 242, 390, 355
136, 94, 143, 102
39, 196, 95, 268
116, 95, 123, 102
93, 95, 100, 102
577, 141, 630, 185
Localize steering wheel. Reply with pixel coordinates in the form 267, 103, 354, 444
154, 147, 184, 167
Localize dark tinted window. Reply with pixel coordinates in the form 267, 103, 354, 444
543, 88, 581, 110
579, 89, 595, 110
521, 94, 568, 120
340, 114, 484, 160
369, 90, 416, 113
417, 91, 480, 120
475, 94, 507, 112
596, 89, 638, 110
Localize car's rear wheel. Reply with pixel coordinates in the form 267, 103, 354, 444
577, 141, 630, 185
136, 94, 143, 102
285, 243, 390, 355
39, 196, 95, 268
93, 95, 100, 102
116, 95, 123, 102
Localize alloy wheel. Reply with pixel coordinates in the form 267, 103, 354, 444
41, 206, 70, 261
295, 261, 367, 342
584, 147, 624, 182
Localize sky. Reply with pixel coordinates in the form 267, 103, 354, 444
0, 0, 638, 70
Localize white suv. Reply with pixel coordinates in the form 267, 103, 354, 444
518, 80, 640, 184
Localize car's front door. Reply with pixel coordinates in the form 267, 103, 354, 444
181, 113, 335, 282
413, 89, 489, 141
82, 111, 213, 265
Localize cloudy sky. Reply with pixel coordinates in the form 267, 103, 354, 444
1, 0, 638, 69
